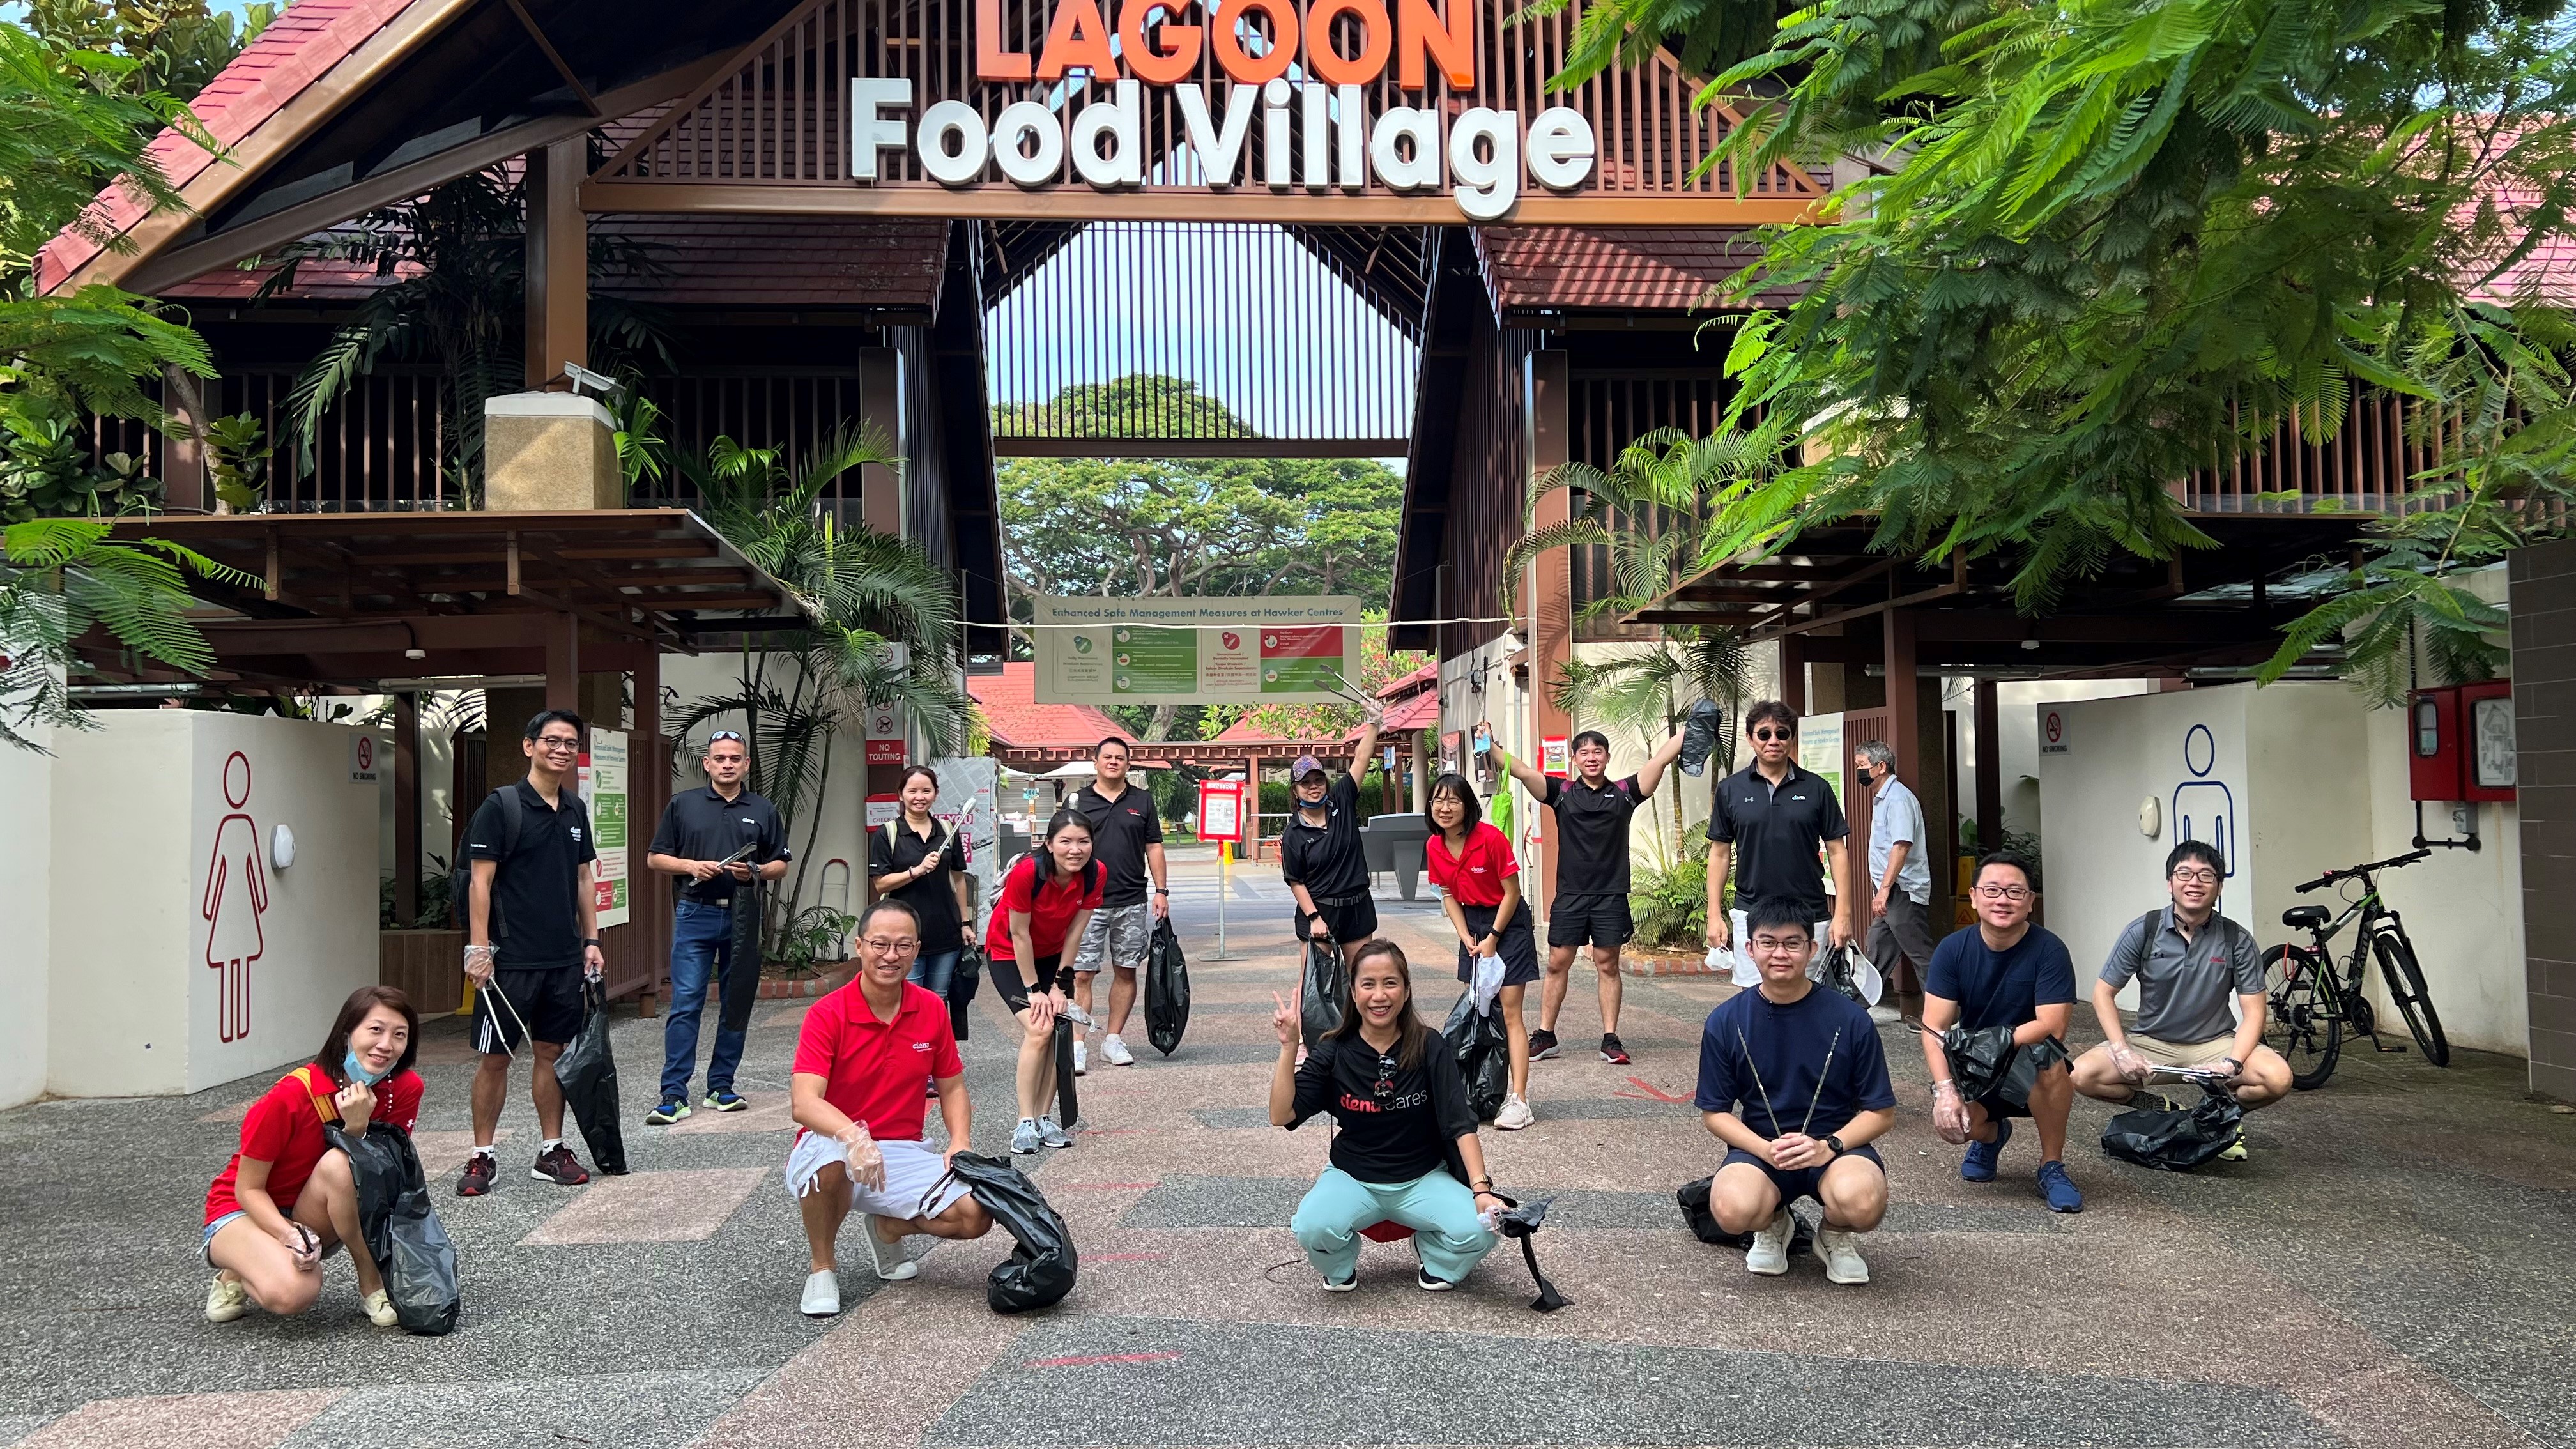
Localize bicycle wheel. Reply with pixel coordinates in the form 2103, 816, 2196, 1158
2372, 929, 2450, 1067
2262, 944, 2342, 1089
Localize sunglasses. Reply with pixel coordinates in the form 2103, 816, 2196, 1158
1752, 728, 1793, 742
708, 730, 746, 744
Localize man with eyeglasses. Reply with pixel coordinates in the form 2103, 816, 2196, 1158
2073, 841, 2292, 1149
1919, 851, 2082, 1211
786, 899, 993, 1316
459, 709, 606, 1196
1706, 702, 1856, 977
642, 729, 792, 1124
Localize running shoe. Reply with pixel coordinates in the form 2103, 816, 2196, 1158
1816, 1227, 1871, 1285
862, 1218, 920, 1281
2217, 1129, 2250, 1162
1961, 1117, 2012, 1182
1100, 1034, 1136, 1067
645, 1099, 691, 1125
704, 1090, 747, 1112
1599, 1034, 1631, 1066
456, 1151, 497, 1197
1414, 1267, 1456, 1292
1321, 1273, 1359, 1293
204, 1273, 248, 1323
363, 1288, 399, 1327
2038, 1160, 2084, 1213
1073, 1037, 1089, 1076
1528, 1029, 1561, 1061
531, 1144, 591, 1186
1038, 1115, 1075, 1148
800, 1269, 841, 1317
1011, 1118, 1043, 1154
1494, 1094, 1535, 1130
1745, 1206, 1794, 1276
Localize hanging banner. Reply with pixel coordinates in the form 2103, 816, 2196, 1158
1032, 594, 1363, 704
578, 729, 631, 930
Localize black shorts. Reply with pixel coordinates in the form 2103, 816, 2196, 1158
1721, 1142, 1886, 1205
1547, 892, 1634, 949
475, 965, 584, 1053
1296, 898, 1378, 946
1455, 902, 1542, 988
990, 953, 1063, 1015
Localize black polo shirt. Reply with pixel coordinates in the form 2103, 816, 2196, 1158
647, 785, 792, 905
464, 779, 599, 970
1542, 772, 1652, 896
868, 816, 969, 953
1070, 779, 1163, 908
1280, 772, 1368, 901
1705, 762, 1848, 921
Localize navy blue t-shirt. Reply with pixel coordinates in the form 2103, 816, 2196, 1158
1694, 984, 1894, 1139
1924, 925, 2076, 1032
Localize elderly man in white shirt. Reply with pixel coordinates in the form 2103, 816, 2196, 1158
1856, 739, 1935, 1024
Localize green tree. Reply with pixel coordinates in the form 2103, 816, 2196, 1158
1546, 0, 2576, 700
22, 0, 274, 112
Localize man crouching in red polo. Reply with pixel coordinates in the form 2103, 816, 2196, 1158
787, 898, 992, 1315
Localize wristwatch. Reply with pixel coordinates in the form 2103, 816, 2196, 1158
581, 937, 602, 948
1154, 887, 1170, 896
1822, 1133, 1846, 1158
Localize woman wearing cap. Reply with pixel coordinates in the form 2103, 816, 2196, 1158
1280, 700, 1384, 969
1425, 772, 1537, 1130
1268, 939, 1505, 1292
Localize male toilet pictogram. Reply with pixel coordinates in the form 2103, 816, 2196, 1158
203, 751, 268, 1043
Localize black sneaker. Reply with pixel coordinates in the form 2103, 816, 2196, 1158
457, 1152, 496, 1197
1600, 1034, 1632, 1065
531, 1144, 592, 1186
1415, 1267, 1455, 1292
1528, 1029, 1561, 1061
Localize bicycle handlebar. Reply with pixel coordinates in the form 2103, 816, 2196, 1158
2294, 848, 2432, 893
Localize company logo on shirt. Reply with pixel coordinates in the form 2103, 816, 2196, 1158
912, 1040, 931, 1052
570, 826, 585, 841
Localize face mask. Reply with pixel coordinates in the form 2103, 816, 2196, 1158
344, 1048, 392, 1087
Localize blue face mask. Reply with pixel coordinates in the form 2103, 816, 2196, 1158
344, 1048, 392, 1087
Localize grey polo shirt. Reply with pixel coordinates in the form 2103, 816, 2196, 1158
1868, 776, 1932, 905
2099, 905, 2266, 1044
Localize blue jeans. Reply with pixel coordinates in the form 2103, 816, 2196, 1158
909, 949, 961, 999
661, 900, 747, 1101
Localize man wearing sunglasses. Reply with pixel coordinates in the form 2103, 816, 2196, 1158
1705, 702, 1855, 975
643, 729, 792, 1124
459, 709, 605, 1196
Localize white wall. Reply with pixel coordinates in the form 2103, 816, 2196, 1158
659, 652, 871, 924
1955, 678, 2159, 844
0, 710, 54, 1108
49, 714, 383, 1096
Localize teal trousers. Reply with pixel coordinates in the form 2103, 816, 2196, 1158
1290, 1165, 1497, 1285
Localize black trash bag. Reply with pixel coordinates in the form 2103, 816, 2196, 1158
323, 1121, 461, 1335
553, 979, 629, 1174
2101, 1084, 2244, 1172
1676, 1177, 1814, 1256
1677, 698, 1727, 778
1440, 991, 1509, 1123
1490, 1195, 1568, 1312
1943, 1023, 2019, 1105
1300, 936, 1346, 1050
1051, 1014, 1079, 1130
948, 944, 985, 1042
946, 1151, 1078, 1313
717, 881, 767, 1038
1144, 919, 1192, 1056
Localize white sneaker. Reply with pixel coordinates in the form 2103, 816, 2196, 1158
862, 1218, 919, 1281
1011, 1117, 1043, 1154
1101, 1034, 1136, 1066
362, 1288, 399, 1327
1816, 1226, 1871, 1284
1745, 1206, 1795, 1276
1038, 1115, 1075, 1148
1495, 1094, 1535, 1130
1073, 1037, 1089, 1075
800, 1269, 842, 1315
204, 1273, 248, 1322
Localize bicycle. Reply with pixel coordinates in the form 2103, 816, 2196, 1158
2262, 849, 2450, 1089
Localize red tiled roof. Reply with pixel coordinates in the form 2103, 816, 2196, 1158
1376, 661, 1435, 698
1476, 226, 1804, 315
970, 663, 1129, 752
1384, 690, 1440, 732
36, 0, 423, 293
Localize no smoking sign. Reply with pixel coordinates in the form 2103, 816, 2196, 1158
2039, 709, 2069, 755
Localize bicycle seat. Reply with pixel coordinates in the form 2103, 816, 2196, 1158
2281, 905, 2331, 931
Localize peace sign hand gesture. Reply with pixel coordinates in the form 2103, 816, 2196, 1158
1270, 990, 1300, 1050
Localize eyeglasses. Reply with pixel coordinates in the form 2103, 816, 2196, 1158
862, 937, 921, 954
1749, 934, 1809, 952
2170, 868, 2220, 885
1974, 884, 2034, 901
1752, 728, 1792, 742
534, 735, 580, 753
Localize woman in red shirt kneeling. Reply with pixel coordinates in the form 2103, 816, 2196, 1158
1426, 774, 1539, 1130
987, 808, 1103, 1154
202, 985, 424, 1326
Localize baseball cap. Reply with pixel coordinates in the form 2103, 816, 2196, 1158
1293, 755, 1328, 781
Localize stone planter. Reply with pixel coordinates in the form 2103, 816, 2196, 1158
757, 962, 855, 999
381, 929, 468, 1013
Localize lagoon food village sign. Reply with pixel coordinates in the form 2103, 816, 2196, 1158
586, 0, 1827, 225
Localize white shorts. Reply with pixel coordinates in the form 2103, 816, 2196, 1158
783, 1133, 971, 1221
1072, 901, 1152, 974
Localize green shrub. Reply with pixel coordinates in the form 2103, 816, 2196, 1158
1630, 857, 1712, 949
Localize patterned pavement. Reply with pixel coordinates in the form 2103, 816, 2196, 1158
2, 855, 2571, 1448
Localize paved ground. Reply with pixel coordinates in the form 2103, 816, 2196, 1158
3, 852, 2572, 1448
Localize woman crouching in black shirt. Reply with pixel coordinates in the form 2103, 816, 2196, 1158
1268, 939, 1504, 1291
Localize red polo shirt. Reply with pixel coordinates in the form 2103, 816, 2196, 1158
792, 979, 962, 1143
205, 1064, 424, 1225
984, 854, 1104, 960
1425, 821, 1519, 907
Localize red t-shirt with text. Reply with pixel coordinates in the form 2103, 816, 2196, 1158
204, 1065, 424, 1225
792, 979, 962, 1143
1425, 821, 1520, 908
983, 854, 1104, 960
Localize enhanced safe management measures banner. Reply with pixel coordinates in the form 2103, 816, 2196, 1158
1032, 595, 1363, 705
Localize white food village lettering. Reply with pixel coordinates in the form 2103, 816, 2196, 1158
848, 0, 1596, 221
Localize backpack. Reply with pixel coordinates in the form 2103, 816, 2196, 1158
448, 786, 592, 942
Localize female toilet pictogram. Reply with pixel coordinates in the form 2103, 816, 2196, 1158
203, 751, 268, 1043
